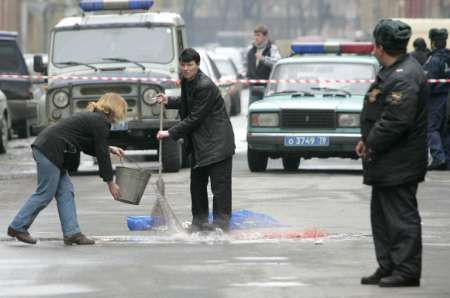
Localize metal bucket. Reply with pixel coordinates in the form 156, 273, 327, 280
115, 166, 151, 205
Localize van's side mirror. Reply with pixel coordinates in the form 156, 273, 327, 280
33, 55, 47, 75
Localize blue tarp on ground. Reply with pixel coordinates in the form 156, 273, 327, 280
127, 209, 283, 231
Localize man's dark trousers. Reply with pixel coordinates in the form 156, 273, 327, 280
371, 183, 422, 279
428, 94, 448, 163
190, 157, 232, 226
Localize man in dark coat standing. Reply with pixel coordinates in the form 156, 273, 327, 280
424, 28, 450, 170
356, 19, 428, 287
410, 37, 430, 65
157, 48, 235, 232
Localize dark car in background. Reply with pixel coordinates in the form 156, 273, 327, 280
0, 89, 10, 153
0, 31, 42, 138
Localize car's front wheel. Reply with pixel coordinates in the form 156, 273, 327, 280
0, 116, 8, 154
282, 156, 301, 171
247, 147, 268, 172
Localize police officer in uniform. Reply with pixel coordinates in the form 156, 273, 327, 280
424, 28, 450, 170
246, 24, 281, 105
356, 19, 427, 287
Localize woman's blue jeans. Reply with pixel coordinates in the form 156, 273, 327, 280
9, 148, 81, 237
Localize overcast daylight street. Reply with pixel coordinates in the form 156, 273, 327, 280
1, 0, 450, 297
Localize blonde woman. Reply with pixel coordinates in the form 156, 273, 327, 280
7, 93, 127, 245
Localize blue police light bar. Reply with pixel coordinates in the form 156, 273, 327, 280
291, 43, 325, 54
80, 0, 154, 12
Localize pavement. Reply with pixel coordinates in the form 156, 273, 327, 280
0, 90, 450, 297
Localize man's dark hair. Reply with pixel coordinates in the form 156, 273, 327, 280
413, 37, 427, 51
179, 48, 200, 65
433, 39, 447, 49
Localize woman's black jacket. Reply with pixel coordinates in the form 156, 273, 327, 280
32, 111, 114, 182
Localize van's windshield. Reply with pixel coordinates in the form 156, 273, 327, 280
52, 26, 174, 66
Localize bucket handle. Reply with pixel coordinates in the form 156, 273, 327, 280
119, 155, 144, 170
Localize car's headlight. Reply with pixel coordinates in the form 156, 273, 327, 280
251, 112, 279, 127
143, 88, 158, 105
338, 113, 360, 127
52, 91, 69, 108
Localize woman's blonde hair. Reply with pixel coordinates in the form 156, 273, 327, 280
87, 93, 128, 123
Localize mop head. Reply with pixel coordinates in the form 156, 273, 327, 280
150, 192, 184, 233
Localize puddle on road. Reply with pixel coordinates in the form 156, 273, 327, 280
1, 230, 372, 246
0, 283, 96, 297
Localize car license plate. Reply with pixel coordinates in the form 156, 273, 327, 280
284, 136, 330, 147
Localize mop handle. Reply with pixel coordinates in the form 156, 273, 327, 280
158, 102, 164, 178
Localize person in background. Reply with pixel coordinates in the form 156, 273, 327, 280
424, 28, 450, 170
410, 37, 430, 65
156, 48, 235, 232
7, 93, 127, 245
356, 19, 427, 287
246, 24, 281, 105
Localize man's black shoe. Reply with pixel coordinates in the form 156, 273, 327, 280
212, 221, 230, 232
379, 275, 420, 287
63, 233, 95, 245
361, 268, 390, 285
7, 226, 37, 245
187, 222, 216, 233
427, 160, 447, 171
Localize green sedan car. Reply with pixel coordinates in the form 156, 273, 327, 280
247, 42, 378, 172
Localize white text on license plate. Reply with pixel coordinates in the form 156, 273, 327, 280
284, 136, 330, 146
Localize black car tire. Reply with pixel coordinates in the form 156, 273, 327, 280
282, 156, 301, 171
16, 120, 30, 139
247, 147, 268, 172
162, 138, 182, 173
0, 116, 8, 153
230, 93, 241, 116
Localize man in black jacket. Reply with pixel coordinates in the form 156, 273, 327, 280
356, 19, 428, 287
410, 37, 430, 65
157, 48, 235, 232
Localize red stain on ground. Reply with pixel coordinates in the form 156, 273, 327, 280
262, 229, 328, 239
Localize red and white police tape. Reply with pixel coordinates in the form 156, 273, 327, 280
1, 73, 450, 84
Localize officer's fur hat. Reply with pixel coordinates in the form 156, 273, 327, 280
373, 19, 411, 51
429, 28, 448, 41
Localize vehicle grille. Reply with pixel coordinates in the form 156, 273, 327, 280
80, 85, 132, 96
281, 110, 336, 129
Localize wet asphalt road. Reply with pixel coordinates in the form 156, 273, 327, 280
1, 93, 450, 297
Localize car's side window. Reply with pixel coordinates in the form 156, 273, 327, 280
208, 57, 221, 80
176, 27, 184, 54
0, 40, 27, 75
